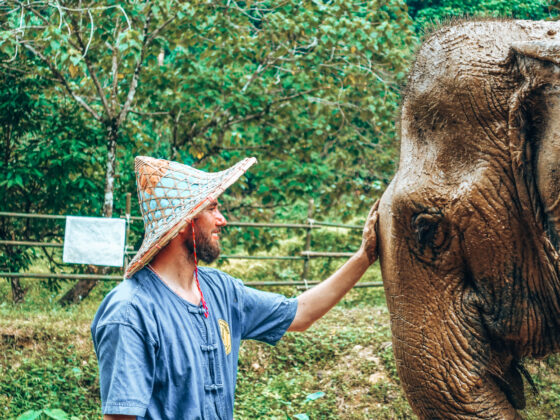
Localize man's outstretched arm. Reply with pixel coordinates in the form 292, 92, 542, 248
288, 201, 379, 332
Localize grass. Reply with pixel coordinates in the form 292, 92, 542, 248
2, 264, 560, 419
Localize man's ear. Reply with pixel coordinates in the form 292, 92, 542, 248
177, 220, 194, 235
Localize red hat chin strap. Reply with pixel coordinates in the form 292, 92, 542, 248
192, 220, 209, 318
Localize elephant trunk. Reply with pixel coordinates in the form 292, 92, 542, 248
386, 287, 523, 420
378, 188, 523, 419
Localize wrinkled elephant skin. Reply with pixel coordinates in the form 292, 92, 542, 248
378, 20, 560, 419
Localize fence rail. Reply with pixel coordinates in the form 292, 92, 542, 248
0, 272, 382, 288
1, 200, 381, 289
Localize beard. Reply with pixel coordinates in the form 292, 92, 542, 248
185, 225, 221, 264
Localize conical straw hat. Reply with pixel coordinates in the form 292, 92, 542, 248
125, 156, 257, 278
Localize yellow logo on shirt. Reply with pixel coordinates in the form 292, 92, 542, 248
218, 319, 231, 355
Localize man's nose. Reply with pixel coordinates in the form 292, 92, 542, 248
215, 210, 227, 226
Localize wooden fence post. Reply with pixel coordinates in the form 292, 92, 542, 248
301, 199, 314, 287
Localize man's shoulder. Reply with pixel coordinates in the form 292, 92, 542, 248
199, 266, 241, 286
112, 269, 158, 305
92, 269, 158, 329
198, 266, 247, 306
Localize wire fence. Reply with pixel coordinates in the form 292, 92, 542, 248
0, 198, 382, 289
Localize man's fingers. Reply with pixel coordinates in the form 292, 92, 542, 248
363, 199, 380, 264
367, 199, 380, 219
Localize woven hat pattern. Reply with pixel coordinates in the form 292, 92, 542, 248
125, 156, 257, 277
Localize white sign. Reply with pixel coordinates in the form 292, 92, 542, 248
63, 216, 126, 267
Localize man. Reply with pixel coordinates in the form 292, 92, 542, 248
92, 156, 379, 419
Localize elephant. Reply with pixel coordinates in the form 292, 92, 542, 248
376, 20, 560, 419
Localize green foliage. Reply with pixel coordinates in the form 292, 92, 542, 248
145, 0, 415, 220
1, 0, 415, 302
0, 64, 105, 282
407, 0, 560, 32
0, 310, 100, 418
2, 0, 416, 229
2, 270, 560, 418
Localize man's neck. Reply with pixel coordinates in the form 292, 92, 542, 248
149, 243, 201, 304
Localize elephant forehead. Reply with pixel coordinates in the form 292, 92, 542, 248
398, 129, 503, 189
389, 161, 510, 220
405, 20, 560, 131
410, 20, 560, 90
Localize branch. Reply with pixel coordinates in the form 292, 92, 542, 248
241, 44, 286, 92
225, 89, 316, 127
130, 109, 170, 117
72, 15, 112, 116
14, 0, 50, 26
222, 145, 268, 150
116, 5, 154, 126
146, 12, 177, 45
110, 15, 121, 112
0, 63, 56, 82
307, 96, 363, 110
116, 6, 180, 127
19, 40, 101, 120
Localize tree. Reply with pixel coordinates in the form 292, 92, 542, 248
135, 0, 416, 221
0, 60, 105, 302
1, 0, 416, 303
1, 1, 186, 303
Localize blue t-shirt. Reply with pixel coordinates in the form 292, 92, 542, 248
91, 266, 298, 419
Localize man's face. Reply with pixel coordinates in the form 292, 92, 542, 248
185, 200, 227, 263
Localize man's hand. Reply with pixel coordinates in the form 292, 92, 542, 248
361, 199, 380, 265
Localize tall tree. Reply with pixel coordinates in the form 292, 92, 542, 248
0, 61, 104, 302
1, 1, 184, 303
135, 0, 416, 220
0, 1, 179, 216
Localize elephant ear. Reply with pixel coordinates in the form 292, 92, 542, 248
511, 41, 560, 85
512, 41, 560, 66
507, 39, 560, 244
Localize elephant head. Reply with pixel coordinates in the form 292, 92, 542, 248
378, 20, 560, 419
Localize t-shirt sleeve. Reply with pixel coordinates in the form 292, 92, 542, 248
238, 284, 298, 345
93, 321, 157, 416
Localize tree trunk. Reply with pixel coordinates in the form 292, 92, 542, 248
103, 121, 118, 218
10, 278, 25, 303
58, 277, 100, 306
2, 222, 28, 303
58, 122, 118, 306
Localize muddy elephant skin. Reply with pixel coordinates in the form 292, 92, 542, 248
377, 20, 560, 419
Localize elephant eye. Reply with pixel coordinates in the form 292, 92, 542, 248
409, 210, 450, 263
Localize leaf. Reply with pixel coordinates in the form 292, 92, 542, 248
16, 411, 43, 420
50, 40, 61, 50
304, 391, 325, 401
294, 414, 310, 420
43, 408, 70, 419
68, 64, 79, 78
